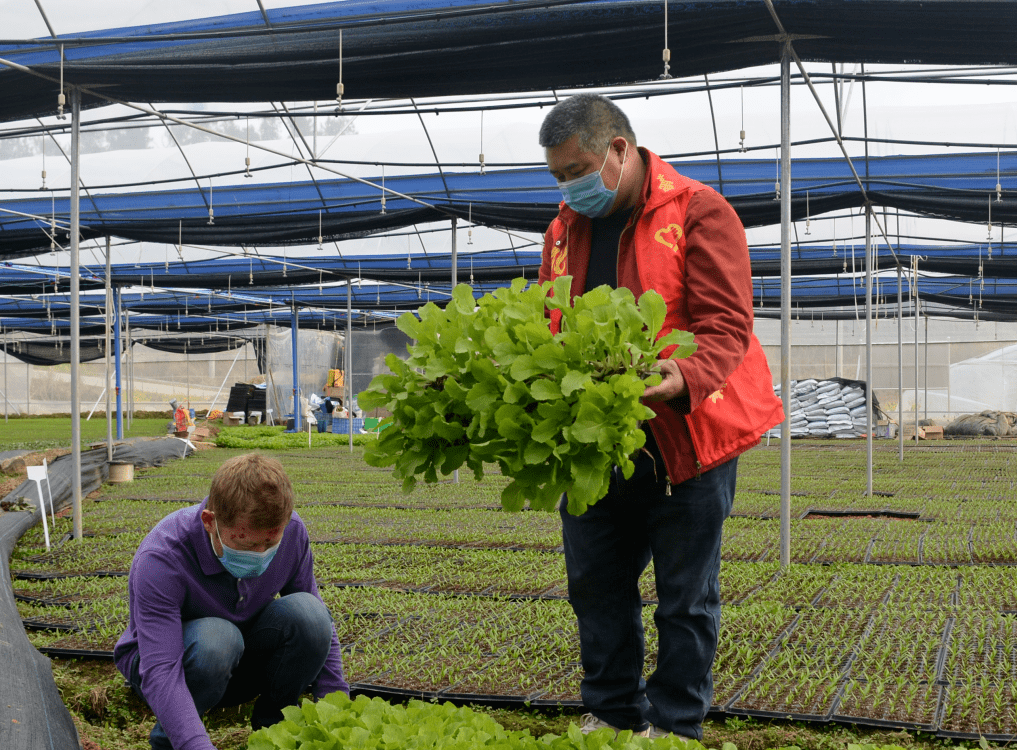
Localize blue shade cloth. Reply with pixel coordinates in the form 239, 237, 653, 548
3, 1, 1017, 124
1, 151, 1016, 259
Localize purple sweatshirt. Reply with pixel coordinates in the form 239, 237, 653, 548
114, 499, 348, 750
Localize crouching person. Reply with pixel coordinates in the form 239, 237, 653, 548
115, 453, 348, 750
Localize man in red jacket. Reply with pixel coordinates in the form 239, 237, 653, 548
538, 94, 782, 741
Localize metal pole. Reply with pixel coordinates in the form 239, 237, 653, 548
451, 216, 458, 286
105, 236, 113, 461
125, 310, 133, 430
897, 265, 904, 460
451, 216, 460, 483
207, 344, 246, 414
3, 326, 7, 423
914, 292, 919, 442
70, 87, 83, 542
291, 302, 300, 432
864, 206, 873, 496
114, 286, 123, 439
347, 279, 353, 452
86, 388, 107, 421
924, 314, 928, 421
778, 47, 791, 570
835, 318, 841, 377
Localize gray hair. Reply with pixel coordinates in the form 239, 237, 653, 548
538, 93, 637, 154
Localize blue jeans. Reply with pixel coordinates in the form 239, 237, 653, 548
129, 592, 333, 750
560, 439, 736, 740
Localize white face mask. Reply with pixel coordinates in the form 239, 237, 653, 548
211, 519, 281, 579
557, 142, 628, 218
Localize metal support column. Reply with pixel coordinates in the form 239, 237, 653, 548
114, 286, 123, 439
924, 314, 929, 421
291, 302, 300, 432
897, 265, 904, 459
915, 294, 920, 441
70, 87, 83, 541
105, 236, 113, 462
347, 279, 353, 452
451, 216, 458, 286
3, 326, 8, 422
125, 310, 133, 430
778, 47, 792, 570
864, 207, 873, 495
451, 216, 459, 482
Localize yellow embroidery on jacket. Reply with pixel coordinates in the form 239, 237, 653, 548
708, 383, 728, 404
657, 174, 675, 192
654, 224, 684, 252
551, 244, 568, 276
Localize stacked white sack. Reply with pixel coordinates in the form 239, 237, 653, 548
765, 379, 869, 439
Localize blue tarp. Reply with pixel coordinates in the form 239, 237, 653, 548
3, 243, 1016, 298
4, 1, 1017, 124
2, 151, 1016, 259
2, 266, 1016, 340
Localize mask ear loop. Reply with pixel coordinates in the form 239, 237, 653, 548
614, 141, 629, 191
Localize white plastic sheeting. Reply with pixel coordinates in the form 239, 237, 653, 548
264, 326, 342, 422
903, 342, 1017, 420
948, 343, 1017, 412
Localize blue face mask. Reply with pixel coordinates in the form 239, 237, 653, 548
212, 519, 281, 579
557, 142, 628, 218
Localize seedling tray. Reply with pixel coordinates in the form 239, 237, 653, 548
11, 570, 127, 580
832, 684, 943, 732
350, 681, 435, 703
527, 697, 583, 709
36, 647, 114, 661
437, 691, 547, 710
937, 729, 1017, 743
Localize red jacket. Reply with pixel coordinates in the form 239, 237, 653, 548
539, 148, 783, 486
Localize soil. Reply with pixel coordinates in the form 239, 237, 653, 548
1, 448, 73, 500
0, 475, 25, 501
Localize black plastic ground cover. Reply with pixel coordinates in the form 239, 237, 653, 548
0, 487, 82, 749
0, 438, 194, 750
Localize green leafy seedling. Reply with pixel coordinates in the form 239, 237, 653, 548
359, 277, 695, 515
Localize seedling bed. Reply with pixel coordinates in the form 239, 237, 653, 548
832, 680, 943, 731
8, 439, 1017, 741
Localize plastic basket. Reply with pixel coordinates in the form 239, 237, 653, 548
332, 417, 365, 433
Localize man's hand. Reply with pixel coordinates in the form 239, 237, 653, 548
642, 359, 688, 402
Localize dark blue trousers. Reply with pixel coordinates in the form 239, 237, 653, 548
560, 442, 736, 740
129, 592, 332, 750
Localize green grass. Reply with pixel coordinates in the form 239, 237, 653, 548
0, 416, 169, 452
215, 425, 377, 450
